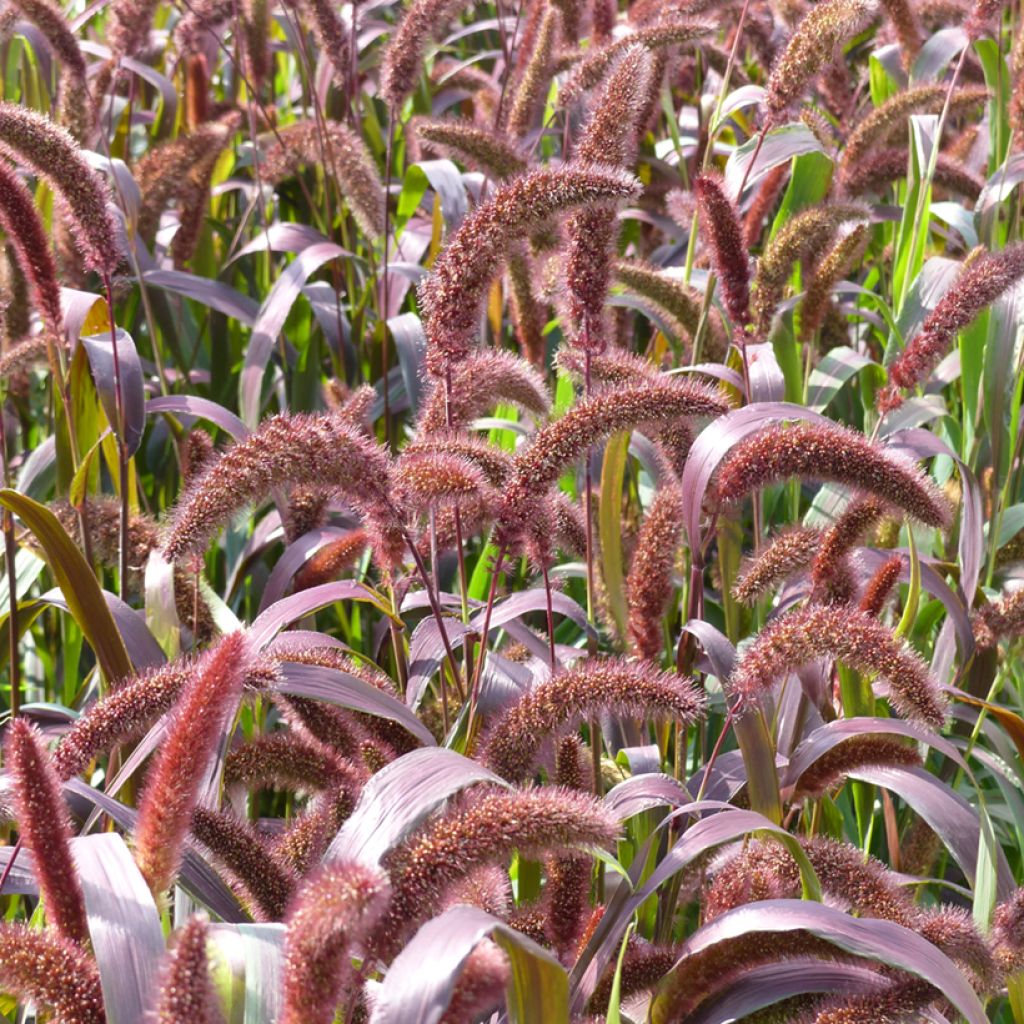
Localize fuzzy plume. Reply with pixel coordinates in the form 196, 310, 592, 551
8, 0, 89, 141
587, 937, 679, 1011
810, 494, 886, 603
379, 0, 472, 108
563, 46, 654, 351
879, 0, 922, 61
440, 940, 510, 1023
732, 526, 821, 604
280, 862, 391, 1024
6, 719, 88, 944
496, 377, 727, 560
730, 603, 947, 726
393, 450, 493, 514
507, 5, 560, 138
0, 101, 119, 273
293, 531, 369, 590
694, 173, 752, 330
0, 923, 105, 1024
992, 888, 1024, 974
807, 978, 938, 1024
294, 0, 352, 90
626, 483, 685, 661
752, 202, 870, 336
135, 115, 240, 247
742, 164, 789, 248
840, 84, 989, 180
613, 257, 728, 355
972, 585, 1024, 650
259, 120, 386, 238
878, 244, 1024, 413
842, 148, 983, 201
790, 734, 921, 799
375, 786, 619, 958
402, 434, 513, 489
0, 160, 64, 336
799, 224, 869, 342
859, 555, 903, 617
104, 0, 159, 59
162, 412, 392, 561
420, 164, 640, 375
965, 0, 1006, 38
155, 915, 223, 1024
191, 806, 297, 921
417, 349, 550, 433
134, 632, 253, 896
544, 853, 591, 957
559, 21, 712, 103
271, 784, 362, 873
507, 245, 548, 366
223, 732, 361, 794
712, 420, 951, 528
413, 117, 527, 178
481, 657, 705, 781
53, 657, 199, 780
764, 0, 880, 126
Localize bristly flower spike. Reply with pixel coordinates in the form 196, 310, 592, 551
162, 412, 392, 561
506, 5, 561, 138
730, 603, 947, 726
859, 554, 903, 617
878, 243, 1024, 413
0, 101, 119, 273
393, 450, 493, 514
480, 657, 705, 781
412, 117, 528, 179
626, 483, 685, 661
694, 174, 751, 330
280, 860, 391, 1024
0, 923, 106, 1024
155, 915, 224, 1024
810, 493, 887, 603
374, 787, 620, 959
134, 631, 254, 897
732, 526, 822, 605
419, 164, 640, 375
713, 420, 951, 529
496, 377, 728, 562
972, 585, 1024, 650
6, 719, 89, 945
764, 0, 880, 126
564, 46, 653, 351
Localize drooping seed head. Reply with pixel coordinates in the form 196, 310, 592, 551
191, 806, 297, 921
0, 101, 119, 273
878, 243, 1024, 413
419, 164, 640, 375
393, 450, 493, 515
626, 483, 685, 661
375, 786, 619, 960
799, 224, 870, 342
791, 733, 921, 800
992, 888, 1024, 974
413, 117, 527, 179
712, 420, 951, 529
481, 657, 705, 781
730, 603, 947, 727
293, 531, 370, 591
841, 148, 983, 201
162, 412, 392, 561
732, 526, 822, 605
810, 494, 887, 602
6, 719, 89, 944
971, 585, 1024, 651
764, 0, 880, 126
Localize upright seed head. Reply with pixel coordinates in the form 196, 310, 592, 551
105, 0, 160, 60
507, 5, 561, 138
764, 0, 880, 126
480, 657, 705, 781
799, 224, 870, 342
6, 719, 89, 945
280, 860, 391, 1024
294, 0, 352, 91
0, 923, 105, 1024
506, 245, 548, 367
992, 888, 1024, 974
626, 483, 685, 661
713, 420, 951, 529
0, 101, 120, 273
810, 494, 887, 602
155, 915, 223, 1024
134, 632, 254, 897
878, 243, 1024, 413
730, 603, 947, 726
420, 164, 640, 375
859, 554, 903, 617
694, 173, 752, 330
